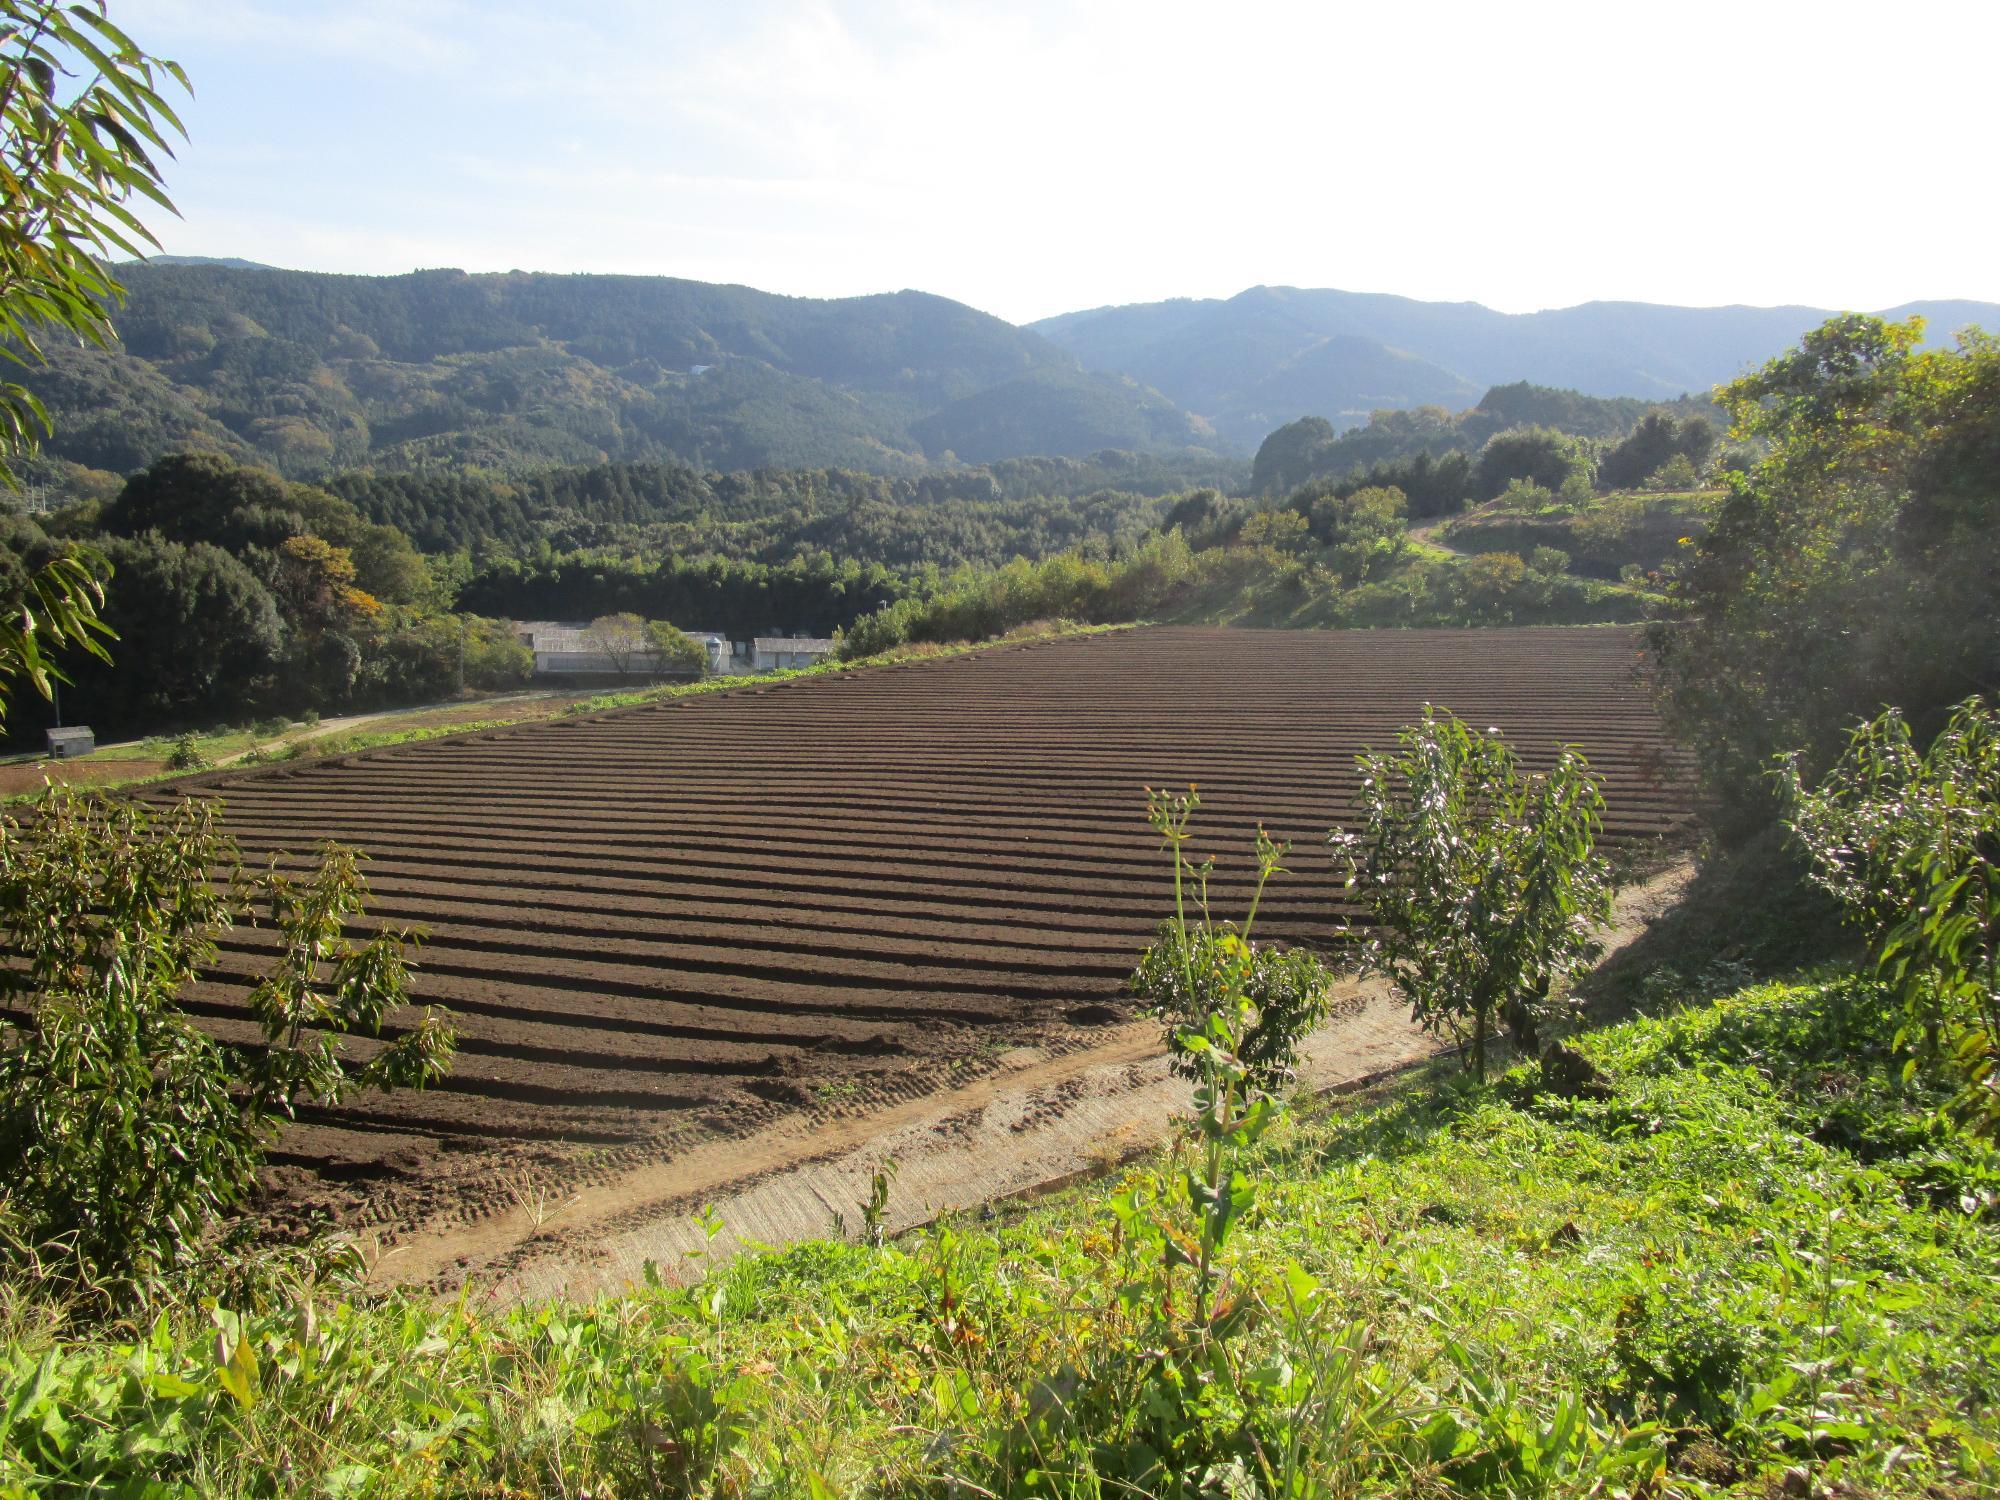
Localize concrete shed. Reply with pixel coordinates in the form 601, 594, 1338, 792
45, 726, 94, 758
751, 637, 835, 672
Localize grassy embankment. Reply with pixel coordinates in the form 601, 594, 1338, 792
3, 963, 1993, 1496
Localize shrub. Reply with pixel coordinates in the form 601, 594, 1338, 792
0, 788, 456, 1306
643, 619, 708, 677
163, 731, 208, 771
1333, 709, 1613, 1081
1528, 544, 1572, 576
1644, 452, 1700, 491
1130, 924, 1334, 1089
1783, 696, 2000, 1138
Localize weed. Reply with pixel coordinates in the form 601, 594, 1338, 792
163, 731, 209, 771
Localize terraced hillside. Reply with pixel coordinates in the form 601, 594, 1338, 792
150, 626, 1693, 1231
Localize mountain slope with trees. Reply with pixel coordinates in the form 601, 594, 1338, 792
19, 263, 1226, 483
1033, 285, 2000, 448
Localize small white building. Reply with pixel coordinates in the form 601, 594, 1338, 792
751, 637, 835, 672
45, 726, 94, 758
514, 621, 720, 679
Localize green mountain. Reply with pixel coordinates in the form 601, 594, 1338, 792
1032, 286, 2000, 449
25, 264, 1225, 480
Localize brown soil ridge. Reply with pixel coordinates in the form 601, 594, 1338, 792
139, 626, 1695, 1236
380, 864, 1693, 1300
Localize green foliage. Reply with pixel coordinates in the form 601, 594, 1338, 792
1129, 794, 1334, 1092
1598, 411, 1716, 490
1644, 452, 1699, 491
837, 531, 1199, 657
1333, 709, 1614, 1081
0, 788, 455, 1304
0, 976, 1991, 1494
1783, 697, 2000, 1139
0, 2, 188, 487
1, 453, 547, 734
1248, 385, 1716, 506
1648, 314, 2000, 835
642, 618, 706, 677
1131, 924, 1335, 1090
59, 529, 284, 727
101, 450, 429, 604
161, 729, 204, 770
462, 543, 910, 643
1475, 425, 1595, 500
22, 263, 1237, 481
0, 546, 112, 724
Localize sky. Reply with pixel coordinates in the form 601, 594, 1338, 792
121, 0, 2000, 325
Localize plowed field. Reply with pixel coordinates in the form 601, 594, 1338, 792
150, 626, 1693, 1232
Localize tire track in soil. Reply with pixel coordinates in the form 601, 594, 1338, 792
139, 626, 1696, 1243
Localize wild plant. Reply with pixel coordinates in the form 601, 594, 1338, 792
164, 730, 209, 771
1140, 786, 1295, 1334
0, 786, 455, 1310
1782, 696, 2000, 1138
858, 1160, 897, 1249
994, 788, 1361, 1490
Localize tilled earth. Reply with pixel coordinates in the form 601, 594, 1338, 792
147, 625, 1695, 1235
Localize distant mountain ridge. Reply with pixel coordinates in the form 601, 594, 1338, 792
24, 263, 1222, 481
1031, 286, 2000, 449
31, 264, 2000, 482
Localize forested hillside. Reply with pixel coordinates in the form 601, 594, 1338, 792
1248, 382, 1727, 502
34, 267, 2000, 488
1033, 285, 2000, 448
19, 264, 1227, 483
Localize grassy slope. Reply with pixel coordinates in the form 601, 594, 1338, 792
3, 976, 1993, 1496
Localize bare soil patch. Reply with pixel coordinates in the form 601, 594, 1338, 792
139, 626, 1695, 1249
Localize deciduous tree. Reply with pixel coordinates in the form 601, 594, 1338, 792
1648, 315, 2000, 834
584, 611, 648, 674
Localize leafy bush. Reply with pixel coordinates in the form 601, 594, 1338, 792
0, 788, 456, 1305
1784, 696, 2000, 1138
643, 619, 708, 677
1130, 922, 1333, 1089
1333, 708, 1613, 1080
1644, 452, 1700, 491
163, 731, 208, 770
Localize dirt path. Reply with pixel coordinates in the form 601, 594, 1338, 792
210, 690, 573, 765
1407, 517, 1469, 556
380, 862, 1692, 1302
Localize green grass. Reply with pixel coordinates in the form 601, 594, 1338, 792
3, 975, 1993, 1496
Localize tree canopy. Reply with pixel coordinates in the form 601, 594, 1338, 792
1649, 314, 2000, 833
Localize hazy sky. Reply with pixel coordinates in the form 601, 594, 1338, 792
122, 0, 1997, 324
